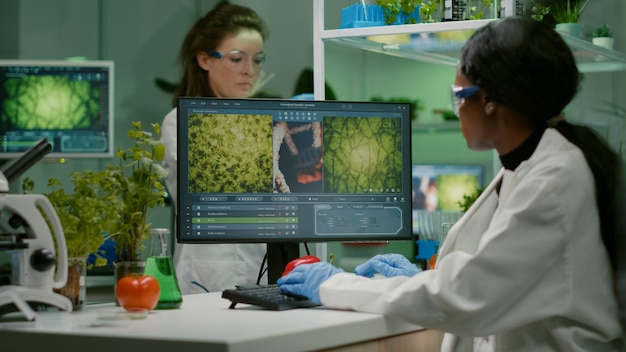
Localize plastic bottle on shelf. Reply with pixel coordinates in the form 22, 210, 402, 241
443, 0, 468, 21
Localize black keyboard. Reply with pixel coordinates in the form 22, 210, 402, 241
221, 284, 320, 311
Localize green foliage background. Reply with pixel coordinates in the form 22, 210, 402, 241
323, 116, 402, 193
2, 76, 101, 129
188, 113, 273, 193
22, 170, 122, 266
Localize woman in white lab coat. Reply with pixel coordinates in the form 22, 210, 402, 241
160, 3, 269, 294
278, 17, 624, 351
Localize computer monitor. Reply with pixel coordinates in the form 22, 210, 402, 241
176, 98, 413, 282
411, 163, 484, 233
0, 60, 114, 159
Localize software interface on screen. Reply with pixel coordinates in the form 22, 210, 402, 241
176, 98, 413, 245
0, 60, 114, 158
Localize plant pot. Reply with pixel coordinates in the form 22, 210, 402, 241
592, 37, 614, 50
113, 260, 146, 306
54, 257, 87, 311
555, 23, 581, 38
340, 4, 420, 28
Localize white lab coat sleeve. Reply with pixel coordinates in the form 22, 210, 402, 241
160, 107, 178, 203
320, 145, 597, 337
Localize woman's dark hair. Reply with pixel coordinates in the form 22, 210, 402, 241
173, 3, 268, 104
461, 16, 621, 271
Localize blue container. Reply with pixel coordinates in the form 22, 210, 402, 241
340, 4, 420, 29
415, 240, 439, 260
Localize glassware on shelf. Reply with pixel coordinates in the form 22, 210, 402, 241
415, 210, 463, 241
414, 210, 463, 266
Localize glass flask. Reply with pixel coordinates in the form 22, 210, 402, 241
143, 228, 183, 309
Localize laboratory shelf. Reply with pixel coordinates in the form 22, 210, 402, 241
560, 33, 626, 73
320, 19, 495, 39
315, 1, 626, 74
320, 19, 494, 67
412, 121, 461, 133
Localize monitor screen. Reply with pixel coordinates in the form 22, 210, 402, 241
0, 60, 114, 159
411, 163, 484, 232
412, 164, 484, 211
177, 97, 413, 243
176, 98, 413, 281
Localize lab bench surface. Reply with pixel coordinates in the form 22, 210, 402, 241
0, 291, 443, 352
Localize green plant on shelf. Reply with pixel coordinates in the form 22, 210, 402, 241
551, 0, 589, 23
418, 0, 439, 23
593, 24, 613, 38
530, 1, 550, 21
376, 0, 420, 24
466, 0, 495, 20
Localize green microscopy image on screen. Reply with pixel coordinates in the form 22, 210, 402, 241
322, 115, 402, 194
436, 174, 481, 210
1, 76, 102, 130
187, 113, 274, 194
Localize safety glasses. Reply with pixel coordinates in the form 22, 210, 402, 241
451, 85, 480, 117
210, 49, 266, 73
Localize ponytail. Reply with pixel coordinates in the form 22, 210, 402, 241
553, 121, 622, 270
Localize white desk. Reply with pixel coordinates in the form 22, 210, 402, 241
0, 292, 443, 352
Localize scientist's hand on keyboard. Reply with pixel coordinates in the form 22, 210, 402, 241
354, 253, 421, 278
277, 262, 343, 305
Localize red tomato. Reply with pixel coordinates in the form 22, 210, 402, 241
428, 254, 437, 270
282, 255, 321, 276
115, 274, 161, 312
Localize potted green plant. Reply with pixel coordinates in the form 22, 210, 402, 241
592, 24, 614, 50
111, 121, 167, 280
530, 1, 550, 21
22, 169, 122, 310
532, 0, 589, 37
550, 0, 589, 23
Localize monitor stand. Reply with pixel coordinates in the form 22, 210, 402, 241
266, 243, 300, 284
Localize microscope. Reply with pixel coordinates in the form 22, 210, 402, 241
0, 139, 72, 321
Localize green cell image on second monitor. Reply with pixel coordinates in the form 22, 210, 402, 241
186, 113, 403, 195
322, 115, 402, 194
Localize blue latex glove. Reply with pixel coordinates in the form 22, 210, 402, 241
290, 93, 314, 100
354, 253, 421, 278
277, 262, 344, 305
